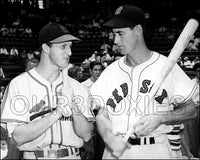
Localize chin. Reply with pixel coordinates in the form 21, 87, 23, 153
60, 65, 68, 69
120, 50, 127, 55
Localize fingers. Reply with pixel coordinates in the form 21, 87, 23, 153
57, 105, 72, 117
134, 122, 153, 136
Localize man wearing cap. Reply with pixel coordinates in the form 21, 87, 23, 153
1, 22, 94, 159
90, 4, 197, 159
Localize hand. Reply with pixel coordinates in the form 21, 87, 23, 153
57, 104, 72, 117
106, 132, 131, 158
1, 140, 8, 159
59, 67, 74, 117
133, 114, 163, 137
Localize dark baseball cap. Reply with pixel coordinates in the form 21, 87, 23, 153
39, 22, 80, 46
104, 5, 145, 28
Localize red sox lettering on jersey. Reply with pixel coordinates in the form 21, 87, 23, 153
106, 79, 168, 113
91, 51, 196, 136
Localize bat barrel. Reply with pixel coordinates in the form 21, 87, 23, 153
168, 19, 199, 61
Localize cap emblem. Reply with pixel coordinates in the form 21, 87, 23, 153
58, 24, 67, 33
115, 6, 123, 15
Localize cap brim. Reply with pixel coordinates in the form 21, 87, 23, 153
50, 34, 80, 43
104, 18, 136, 28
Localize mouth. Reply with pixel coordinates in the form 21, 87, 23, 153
64, 57, 70, 61
118, 46, 124, 51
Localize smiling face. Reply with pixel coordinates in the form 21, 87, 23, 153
48, 41, 72, 69
113, 26, 139, 55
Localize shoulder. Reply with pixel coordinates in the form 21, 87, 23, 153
68, 76, 88, 92
9, 71, 28, 85
68, 76, 82, 86
153, 51, 167, 61
100, 59, 120, 75
81, 78, 91, 84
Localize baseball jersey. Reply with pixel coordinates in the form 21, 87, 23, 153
1, 68, 94, 151
90, 51, 197, 136
81, 78, 94, 90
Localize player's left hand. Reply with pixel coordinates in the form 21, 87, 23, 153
133, 114, 163, 137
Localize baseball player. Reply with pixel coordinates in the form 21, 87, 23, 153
82, 61, 103, 90
1, 22, 94, 159
90, 5, 198, 159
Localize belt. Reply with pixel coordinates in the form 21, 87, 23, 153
128, 137, 155, 145
35, 147, 80, 158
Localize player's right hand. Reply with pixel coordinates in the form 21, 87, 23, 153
57, 104, 72, 117
57, 95, 73, 117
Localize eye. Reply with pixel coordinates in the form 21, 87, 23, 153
61, 44, 69, 49
118, 32, 123, 36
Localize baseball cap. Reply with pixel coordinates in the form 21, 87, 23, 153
104, 5, 145, 28
39, 22, 80, 46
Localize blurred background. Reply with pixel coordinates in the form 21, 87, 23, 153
0, 0, 200, 93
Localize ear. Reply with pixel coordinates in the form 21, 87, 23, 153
42, 43, 50, 54
135, 24, 143, 36
89, 68, 92, 74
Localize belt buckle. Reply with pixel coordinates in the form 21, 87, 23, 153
48, 150, 57, 158
128, 137, 141, 145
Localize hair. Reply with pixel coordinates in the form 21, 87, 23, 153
89, 61, 103, 70
39, 42, 52, 53
68, 66, 83, 82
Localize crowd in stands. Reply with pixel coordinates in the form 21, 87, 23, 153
0, 23, 33, 38
0, 3, 200, 160
0, 0, 200, 104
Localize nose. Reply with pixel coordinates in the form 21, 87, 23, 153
65, 46, 72, 56
97, 70, 102, 74
114, 34, 120, 44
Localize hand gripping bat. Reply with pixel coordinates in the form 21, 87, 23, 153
112, 18, 199, 158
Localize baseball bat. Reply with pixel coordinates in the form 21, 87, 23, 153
61, 67, 73, 116
62, 67, 69, 87
112, 18, 199, 158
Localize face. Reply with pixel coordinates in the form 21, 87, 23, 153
113, 27, 138, 55
48, 41, 72, 69
90, 64, 103, 81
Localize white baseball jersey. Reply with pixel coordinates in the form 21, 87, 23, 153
90, 51, 197, 158
1, 68, 94, 151
81, 78, 94, 90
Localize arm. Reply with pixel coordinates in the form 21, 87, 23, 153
96, 108, 130, 154
71, 104, 93, 142
161, 98, 197, 124
134, 98, 197, 136
12, 109, 60, 146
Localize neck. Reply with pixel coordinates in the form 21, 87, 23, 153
90, 77, 96, 82
36, 56, 60, 84
125, 49, 152, 67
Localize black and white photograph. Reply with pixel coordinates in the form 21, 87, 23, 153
0, 0, 199, 159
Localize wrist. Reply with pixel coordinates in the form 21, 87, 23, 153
159, 113, 168, 124
103, 130, 113, 144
